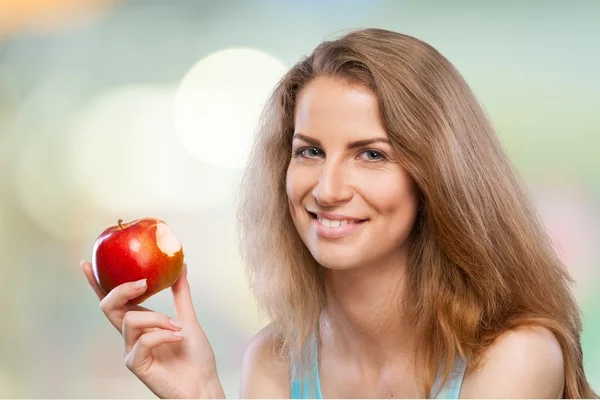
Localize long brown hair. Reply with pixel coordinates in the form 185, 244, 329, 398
236, 28, 597, 398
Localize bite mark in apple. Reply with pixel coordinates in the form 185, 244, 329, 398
156, 223, 182, 256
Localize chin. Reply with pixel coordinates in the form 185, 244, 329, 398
310, 247, 364, 270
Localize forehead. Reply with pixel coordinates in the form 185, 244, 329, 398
294, 76, 388, 140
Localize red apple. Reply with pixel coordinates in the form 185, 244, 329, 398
92, 217, 185, 304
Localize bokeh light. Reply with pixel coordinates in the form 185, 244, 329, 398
0, 0, 117, 37
174, 48, 288, 169
68, 84, 230, 214
13, 74, 87, 242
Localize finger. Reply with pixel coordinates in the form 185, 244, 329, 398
99, 279, 148, 333
122, 311, 182, 354
81, 260, 107, 300
171, 263, 198, 324
124, 328, 184, 373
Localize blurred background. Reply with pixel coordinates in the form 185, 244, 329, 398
0, 0, 598, 397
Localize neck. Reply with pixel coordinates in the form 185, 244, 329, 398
320, 251, 416, 368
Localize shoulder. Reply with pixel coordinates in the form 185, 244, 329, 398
240, 323, 290, 398
460, 325, 565, 398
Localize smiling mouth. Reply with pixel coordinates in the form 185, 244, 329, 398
307, 212, 368, 239
308, 212, 368, 227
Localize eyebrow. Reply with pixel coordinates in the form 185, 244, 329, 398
292, 133, 391, 150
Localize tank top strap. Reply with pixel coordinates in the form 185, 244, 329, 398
290, 332, 323, 399
430, 356, 468, 399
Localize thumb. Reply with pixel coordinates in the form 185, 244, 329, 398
171, 263, 198, 324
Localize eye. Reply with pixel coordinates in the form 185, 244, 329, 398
295, 147, 323, 158
359, 150, 387, 162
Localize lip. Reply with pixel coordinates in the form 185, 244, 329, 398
307, 210, 368, 239
310, 211, 365, 221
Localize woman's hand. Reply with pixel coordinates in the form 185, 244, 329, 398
81, 261, 225, 399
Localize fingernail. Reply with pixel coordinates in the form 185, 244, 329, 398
173, 329, 185, 337
132, 279, 147, 289
169, 319, 182, 328
80, 260, 85, 267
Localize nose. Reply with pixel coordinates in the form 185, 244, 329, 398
312, 160, 353, 207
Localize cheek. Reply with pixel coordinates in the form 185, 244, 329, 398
370, 173, 419, 218
285, 164, 314, 203
371, 181, 419, 248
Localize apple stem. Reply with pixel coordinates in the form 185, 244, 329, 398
118, 219, 124, 230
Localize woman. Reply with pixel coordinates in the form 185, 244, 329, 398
81, 28, 598, 398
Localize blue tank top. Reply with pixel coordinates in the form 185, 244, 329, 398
290, 334, 467, 399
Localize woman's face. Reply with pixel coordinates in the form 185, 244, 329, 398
286, 76, 420, 270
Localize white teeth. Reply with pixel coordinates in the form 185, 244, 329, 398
317, 216, 353, 228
